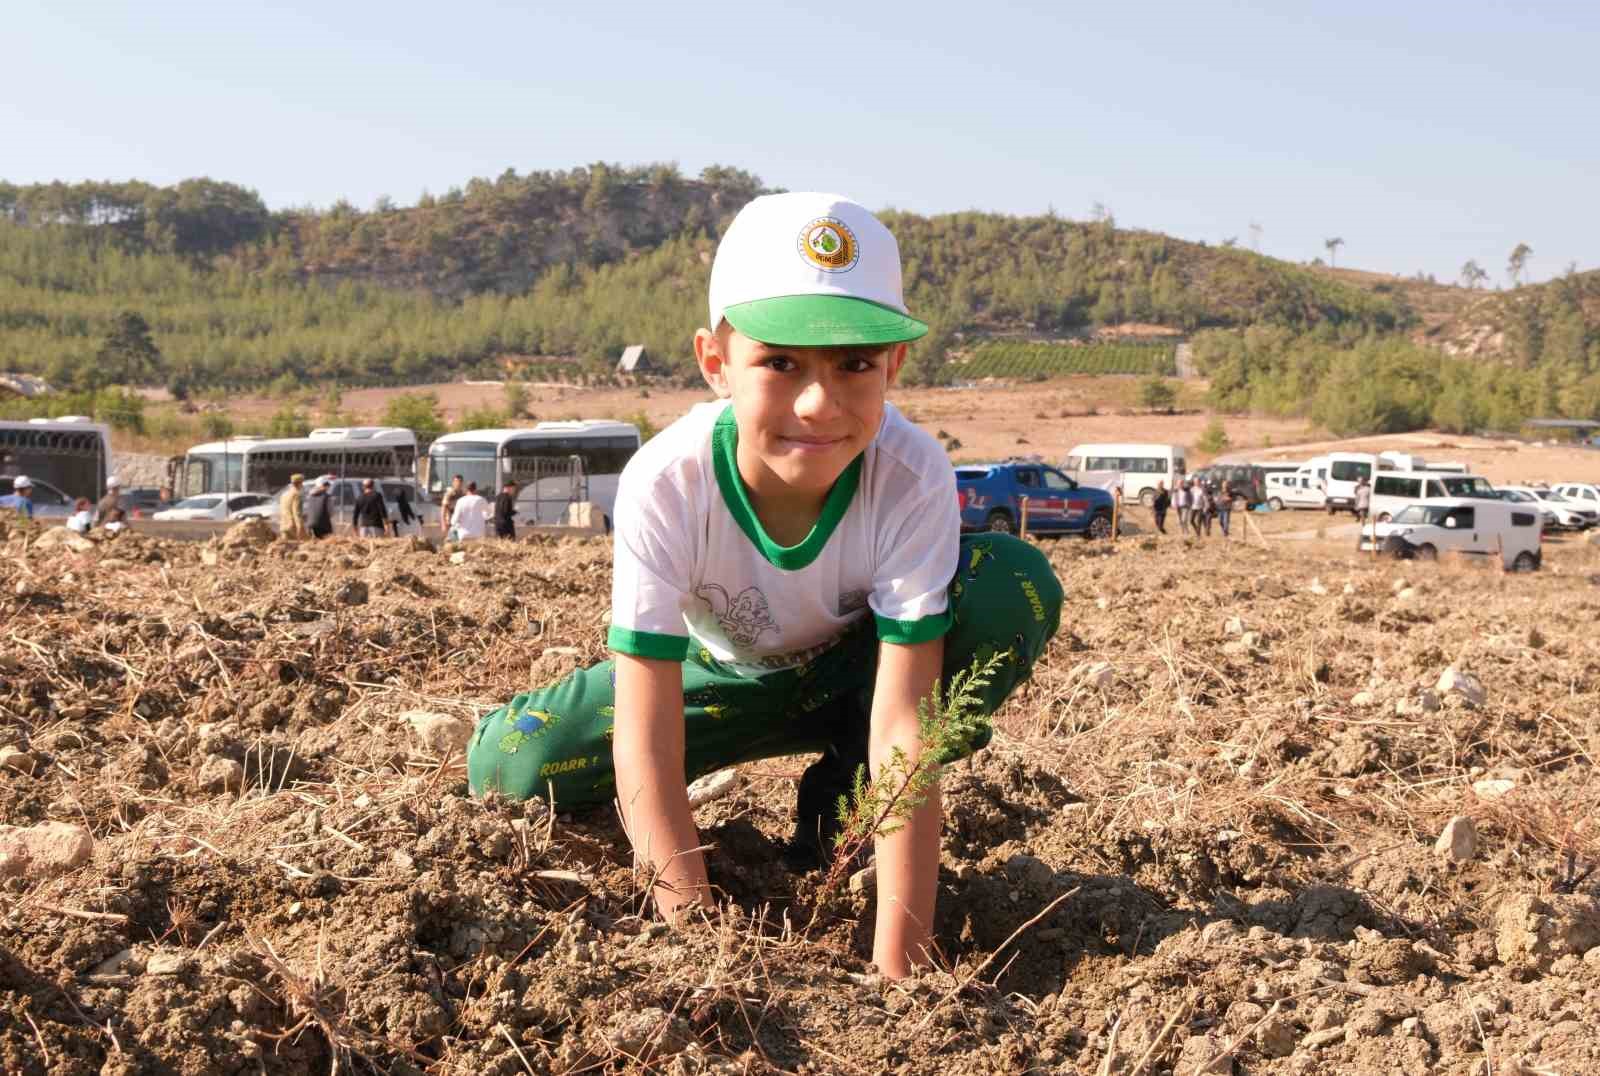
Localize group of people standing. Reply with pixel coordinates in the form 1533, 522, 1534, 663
1149, 477, 1239, 538
277, 474, 421, 541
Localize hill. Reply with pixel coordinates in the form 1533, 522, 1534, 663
3, 166, 1599, 436
4, 168, 1409, 393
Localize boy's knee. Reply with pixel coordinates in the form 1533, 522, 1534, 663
467, 698, 562, 802
956, 533, 1062, 636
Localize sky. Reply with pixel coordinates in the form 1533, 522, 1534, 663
4, 0, 1597, 286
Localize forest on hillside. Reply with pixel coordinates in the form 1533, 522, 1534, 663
3, 167, 1599, 435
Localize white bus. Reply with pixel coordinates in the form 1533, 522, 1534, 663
1061, 442, 1186, 506
425, 420, 641, 527
0, 417, 112, 502
176, 426, 419, 498
1303, 451, 1425, 514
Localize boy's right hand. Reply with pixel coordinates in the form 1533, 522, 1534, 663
612, 653, 712, 919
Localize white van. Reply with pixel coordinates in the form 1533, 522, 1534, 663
1062, 443, 1186, 506
1265, 470, 1325, 510
1361, 498, 1541, 571
1369, 470, 1497, 523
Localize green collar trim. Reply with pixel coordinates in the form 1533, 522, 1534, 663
711, 405, 862, 570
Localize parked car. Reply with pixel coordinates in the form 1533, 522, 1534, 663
1497, 488, 1560, 529
955, 461, 1117, 538
1500, 486, 1596, 530
0, 475, 75, 520
1188, 464, 1267, 508
119, 486, 171, 517
152, 493, 271, 521
1264, 470, 1325, 511
1552, 483, 1600, 513
1360, 498, 1541, 571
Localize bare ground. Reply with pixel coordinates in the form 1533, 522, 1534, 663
2, 508, 1597, 1075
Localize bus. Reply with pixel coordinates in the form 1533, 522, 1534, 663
0, 417, 111, 502
175, 427, 418, 498
425, 420, 641, 527
1061, 442, 1186, 506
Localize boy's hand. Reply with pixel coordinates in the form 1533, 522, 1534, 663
613, 653, 712, 920
868, 636, 945, 979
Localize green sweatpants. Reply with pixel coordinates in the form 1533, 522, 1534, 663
467, 534, 1063, 807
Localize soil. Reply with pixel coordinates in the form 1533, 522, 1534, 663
1, 511, 1597, 1074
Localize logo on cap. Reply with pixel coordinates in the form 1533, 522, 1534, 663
797, 217, 859, 274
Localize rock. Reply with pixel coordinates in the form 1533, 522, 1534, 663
1301, 1026, 1346, 1048
1494, 892, 1600, 975
449, 551, 467, 566
1473, 778, 1516, 800
197, 755, 244, 794
408, 535, 435, 553
404, 710, 474, 755
220, 519, 275, 549
607, 1006, 691, 1060
1223, 615, 1245, 636
91, 948, 140, 976
1351, 690, 1377, 708
199, 547, 220, 566
1434, 815, 1479, 863
686, 768, 740, 807
1416, 689, 1441, 713
0, 821, 94, 879
1256, 1014, 1297, 1057
1069, 661, 1114, 692
145, 949, 189, 976
332, 579, 368, 606
1308, 578, 1329, 595
849, 865, 878, 894
32, 527, 94, 553
0, 745, 35, 775
1436, 666, 1485, 708
1396, 587, 1418, 601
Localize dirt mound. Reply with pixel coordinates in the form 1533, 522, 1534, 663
1, 528, 1596, 1074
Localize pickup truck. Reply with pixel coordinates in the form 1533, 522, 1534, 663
955, 461, 1117, 537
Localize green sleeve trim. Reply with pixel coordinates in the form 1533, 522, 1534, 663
874, 609, 952, 645
607, 626, 690, 661
711, 405, 863, 571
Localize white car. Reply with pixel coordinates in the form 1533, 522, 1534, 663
152, 493, 271, 521
1264, 471, 1325, 510
1501, 486, 1595, 530
1497, 488, 1560, 529
1552, 483, 1600, 517
1360, 498, 1542, 571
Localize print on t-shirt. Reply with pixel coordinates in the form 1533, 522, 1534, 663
694, 582, 780, 648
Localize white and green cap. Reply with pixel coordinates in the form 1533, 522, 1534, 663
708, 192, 928, 347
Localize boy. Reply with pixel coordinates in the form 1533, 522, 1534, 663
467, 193, 1062, 977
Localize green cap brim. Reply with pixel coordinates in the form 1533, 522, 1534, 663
723, 294, 929, 347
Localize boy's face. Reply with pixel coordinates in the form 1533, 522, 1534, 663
695, 326, 908, 499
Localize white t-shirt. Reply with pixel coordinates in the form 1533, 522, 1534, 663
451, 493, 490, 540
609, 401, 958, 677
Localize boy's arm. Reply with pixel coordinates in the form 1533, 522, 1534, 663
869, 635, 945, 979
612, 652, 712, 920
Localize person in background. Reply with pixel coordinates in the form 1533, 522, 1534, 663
394, 485, 418, 536
1353, 475, 1372, 549
493, 479, 518, 540
1151, 481, 1170, 535
1217, 480, 1234, 538
0, 475, 35, 520
96, 476, 123, 525
1191, 482, 1210, 537
450, 481, 490, 541
68, 497, 94, 533
307, 477, 334, 540
352, 478, 389, 538
440, 475, 465, 539
279, 474, 309, 539
102, 507, 128, 535
1174, 479, 1190, 533
158, 485, 174, 510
